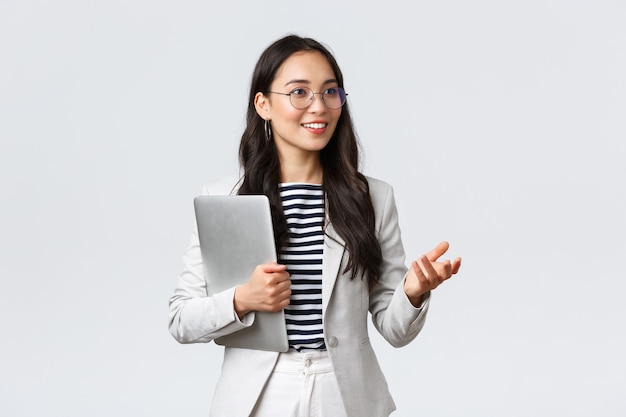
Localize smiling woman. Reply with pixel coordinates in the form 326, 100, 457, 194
255, 50, 342, 168
168, 34, 461, 417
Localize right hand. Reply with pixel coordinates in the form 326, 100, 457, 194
233, 262, 291, 317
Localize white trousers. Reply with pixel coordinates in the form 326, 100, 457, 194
250, 349, 348, 417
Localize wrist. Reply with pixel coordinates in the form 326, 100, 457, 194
403, 279, 426, 307
407, 292, 424, 307
233, 285, 251, 318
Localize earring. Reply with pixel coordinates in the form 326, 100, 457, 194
264, 120, 273, 142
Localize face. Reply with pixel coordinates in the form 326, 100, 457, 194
255, 51, 342, 161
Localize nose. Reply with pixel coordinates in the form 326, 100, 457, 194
307, 93, 326, 113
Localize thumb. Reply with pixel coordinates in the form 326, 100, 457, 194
261, 262, 288, 273
425, 241, 450, 262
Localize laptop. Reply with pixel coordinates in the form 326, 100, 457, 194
193, 195, 289, 352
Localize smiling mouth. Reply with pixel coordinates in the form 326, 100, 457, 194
302, 123, 327, 129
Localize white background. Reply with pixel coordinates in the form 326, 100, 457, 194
1, 1, 624, 416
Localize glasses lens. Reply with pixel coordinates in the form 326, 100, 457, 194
323, 87, 346, 109
290, 87, 313, 109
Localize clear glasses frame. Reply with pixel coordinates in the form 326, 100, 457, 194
267, 86, 348, 110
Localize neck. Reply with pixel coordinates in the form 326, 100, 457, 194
279, 152, 323, 184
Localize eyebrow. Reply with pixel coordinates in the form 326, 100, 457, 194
284, 78, 338, 87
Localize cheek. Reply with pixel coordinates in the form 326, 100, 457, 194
330, 110, 342, 128
286, 107, 306, 122
272, 104, 303, 123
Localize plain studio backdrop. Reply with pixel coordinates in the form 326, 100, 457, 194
1, 1, 624, 416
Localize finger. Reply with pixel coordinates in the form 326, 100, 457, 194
419, 255, 444, 284
413, 256, 438, 287
279, 286, 292, 300
429, 258, 456, 287
261, 262, 288, 273
411, 258, 438, 292
440, 259, 452, 279
425, 241, 450, 262
411, 260, 427, 282
273, 270, 291, 283
271, 286, 291, 307
275, 277, 292, 291
451, 257, 462, 274
267, 280, 291, 297
276, 295, 291, 310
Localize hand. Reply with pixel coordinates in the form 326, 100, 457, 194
404, 241, 462, 306
234, 262, 291, 317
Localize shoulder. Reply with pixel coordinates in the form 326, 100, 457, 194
364, 175, 395, 202
201, 173, 243, 196
365, 176, 398, 234
364, 176, 400, 227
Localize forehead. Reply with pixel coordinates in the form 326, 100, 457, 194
272, 51, 336, 85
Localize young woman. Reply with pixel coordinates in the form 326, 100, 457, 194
169, 35, 461, 417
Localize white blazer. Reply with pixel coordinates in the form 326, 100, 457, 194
169, 175, 430, 417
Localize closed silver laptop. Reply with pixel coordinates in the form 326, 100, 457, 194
193, 195, 289, 352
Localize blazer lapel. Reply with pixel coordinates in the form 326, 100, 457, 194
322, 221, 346, 314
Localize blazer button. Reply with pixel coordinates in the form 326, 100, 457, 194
328, 336, 338, 348
210, 320, 217, 327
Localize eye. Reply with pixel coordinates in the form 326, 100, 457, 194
324, 87, 339, 96
290, 88, 309, 96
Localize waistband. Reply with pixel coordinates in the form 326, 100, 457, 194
273, 349, 334, 375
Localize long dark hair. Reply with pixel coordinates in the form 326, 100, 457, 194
238, 35, 382, 288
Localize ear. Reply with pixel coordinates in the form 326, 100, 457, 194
254, 92, 271, 120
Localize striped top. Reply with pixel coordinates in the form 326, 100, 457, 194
278, 183, 326, 351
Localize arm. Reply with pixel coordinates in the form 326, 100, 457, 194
168, 226, 256, 344
168, 180, 291, 344
368, 180, 462, 348
368, 182, 429, 347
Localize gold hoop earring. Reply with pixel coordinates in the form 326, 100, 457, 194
264, 120, 273, 142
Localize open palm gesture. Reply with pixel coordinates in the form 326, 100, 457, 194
404, 241, 462, 306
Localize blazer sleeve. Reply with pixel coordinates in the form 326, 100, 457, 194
168, 181, 255, 344
368, 179, 431, 348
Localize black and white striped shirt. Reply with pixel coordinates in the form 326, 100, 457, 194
278, 183, 326, 351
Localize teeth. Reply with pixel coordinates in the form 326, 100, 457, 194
303, 123, 326, 129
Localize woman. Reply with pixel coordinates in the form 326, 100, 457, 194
169, 34, 461, 417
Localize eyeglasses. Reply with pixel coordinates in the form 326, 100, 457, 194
267, 86, 348, 110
